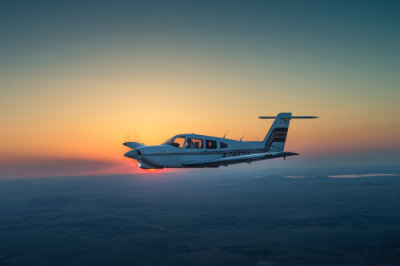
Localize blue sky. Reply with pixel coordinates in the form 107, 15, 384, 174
1, 0, 399, 177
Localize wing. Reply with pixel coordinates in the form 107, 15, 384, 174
182, 151, 299, 168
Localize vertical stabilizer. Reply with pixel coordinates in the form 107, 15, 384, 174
259, 113, 318, 152
261, 113, 291, 152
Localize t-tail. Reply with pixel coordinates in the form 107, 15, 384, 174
260, 113, 318, 152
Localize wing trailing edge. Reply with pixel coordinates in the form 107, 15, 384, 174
182, 151, 298, 168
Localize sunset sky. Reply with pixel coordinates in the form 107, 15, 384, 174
1, 0, 399, 177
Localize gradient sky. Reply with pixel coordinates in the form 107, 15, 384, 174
1, 0, 399, 177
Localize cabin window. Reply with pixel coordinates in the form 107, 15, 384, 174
185, 138, 203, 149
171, 137, 185, 148
220, 142, 228, 148
206, 139, 217, 149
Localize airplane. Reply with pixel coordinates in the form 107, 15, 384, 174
123, 112, 317, 169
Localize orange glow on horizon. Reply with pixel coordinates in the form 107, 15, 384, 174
128, 161, 180, 175
1, 44, 399, 173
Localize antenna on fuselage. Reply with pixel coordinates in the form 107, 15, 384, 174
240, 133, 246, 141
223, 130, 229, 139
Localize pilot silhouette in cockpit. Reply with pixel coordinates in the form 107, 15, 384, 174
186, 138, 194, 148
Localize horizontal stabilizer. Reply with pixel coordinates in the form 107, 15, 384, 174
259, 116, 318, 119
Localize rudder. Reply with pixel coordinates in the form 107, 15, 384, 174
261, 113, 292, 152
259, 113, 318, 152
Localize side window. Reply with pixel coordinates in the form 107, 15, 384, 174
171, 137, 185, 148
186, 138, 203, 149
206, 139, 217, 149
220, 142, 228, 148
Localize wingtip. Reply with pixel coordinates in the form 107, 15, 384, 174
285, 152, 299, 156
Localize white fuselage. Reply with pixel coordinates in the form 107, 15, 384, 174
125, 134, 264, 169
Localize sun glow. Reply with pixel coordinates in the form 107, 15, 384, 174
129, 161, 170, 174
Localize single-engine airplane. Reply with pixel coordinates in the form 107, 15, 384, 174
123, 112, 317, 169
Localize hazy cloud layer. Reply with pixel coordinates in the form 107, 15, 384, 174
0, 157, 132, 178
328, 173, 398, 178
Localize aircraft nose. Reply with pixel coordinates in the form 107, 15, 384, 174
124, 150, 139, 158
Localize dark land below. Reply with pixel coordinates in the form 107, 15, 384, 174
1, 166, 400, 265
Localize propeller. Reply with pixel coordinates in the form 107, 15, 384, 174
123, 130, 145, 159
122, 130, 163, 171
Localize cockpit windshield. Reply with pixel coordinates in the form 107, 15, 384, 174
162, 137, 174, 145
162, 136, 185, 148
